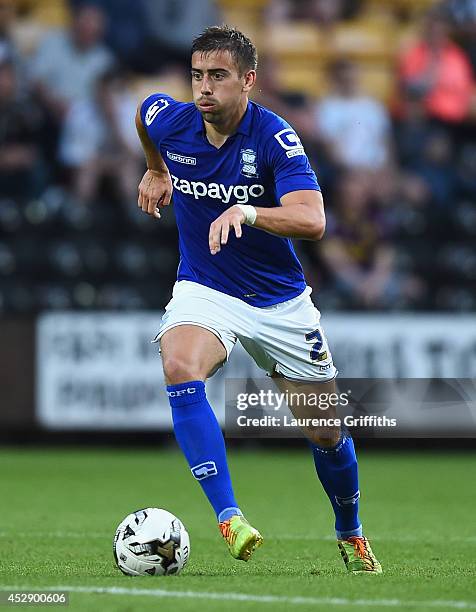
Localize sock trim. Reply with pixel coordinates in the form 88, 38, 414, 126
218, 507, 243, 523
312, 433, 349, 455
336, 524, 363, 540
166, 380, 206, 406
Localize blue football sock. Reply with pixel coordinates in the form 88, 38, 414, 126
311, 434, 362, 539
167, 380, 241, 523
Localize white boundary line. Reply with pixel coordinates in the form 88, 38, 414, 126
1, 585, 476, 609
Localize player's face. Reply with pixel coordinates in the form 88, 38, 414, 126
191, 50, 254, 124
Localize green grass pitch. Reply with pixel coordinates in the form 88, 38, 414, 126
0, 447, 475, 611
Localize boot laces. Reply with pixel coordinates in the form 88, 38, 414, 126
219, 519, 237, 545
347, 536, 368, 559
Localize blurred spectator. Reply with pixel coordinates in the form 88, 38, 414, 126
314, 60, 392, 171
138, 0, 221, 74
398, 8, 475, 124
456, 143, 476, 197
406, 129, 456, 209
446, 0, 476, 26
318, 171, 422, 309
252, 55, 315, 137
70, 0, 149, 71
444, 0, 476, 76
0, 0, 16, 58
444, 0, 476, 27
267, 0, 362, 26
59, 68, 141, 206
0, 58, 48, 198
0, 0, 25, 85
252, 55, 329, 184
394, 91, 435, 167
30, 3, 114, 121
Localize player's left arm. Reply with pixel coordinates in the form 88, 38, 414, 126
252, 189, 325, 240
209, 190, 325, 254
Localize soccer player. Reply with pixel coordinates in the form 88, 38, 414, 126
135, 25, 381, 574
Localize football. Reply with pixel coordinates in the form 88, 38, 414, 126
113, 508, 190, 576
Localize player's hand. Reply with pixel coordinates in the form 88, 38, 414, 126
137, 169, 172, 219
209, 205, 245, 255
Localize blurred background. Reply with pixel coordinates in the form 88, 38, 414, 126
1, 0, 475, 441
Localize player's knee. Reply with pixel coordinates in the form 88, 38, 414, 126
162, 355, 204, 385
308, 427, 341, 448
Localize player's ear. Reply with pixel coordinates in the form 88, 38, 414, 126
242, 70, 256, 93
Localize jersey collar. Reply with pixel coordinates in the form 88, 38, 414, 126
194, 101, 253, 137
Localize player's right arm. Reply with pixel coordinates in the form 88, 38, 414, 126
135, 103, 172, 219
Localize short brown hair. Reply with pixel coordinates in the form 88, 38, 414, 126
191, 25, 258, 76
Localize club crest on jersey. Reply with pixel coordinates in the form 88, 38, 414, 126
274, 128, 305, 158
240, 148, 259, 178
145, 98, 169, 126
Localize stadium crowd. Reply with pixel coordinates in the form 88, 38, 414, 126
0, 0, 475, 313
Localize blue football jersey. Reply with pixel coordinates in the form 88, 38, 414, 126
140, 94, 320, 307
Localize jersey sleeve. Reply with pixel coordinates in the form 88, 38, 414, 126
264, 119, 320, 200
140, 93, 178, 146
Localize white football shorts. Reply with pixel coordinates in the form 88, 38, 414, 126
154, 280, 337, 382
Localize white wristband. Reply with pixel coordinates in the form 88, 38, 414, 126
234, 204, 257, 226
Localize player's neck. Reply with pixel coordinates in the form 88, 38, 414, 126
204, 98, 248, 149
